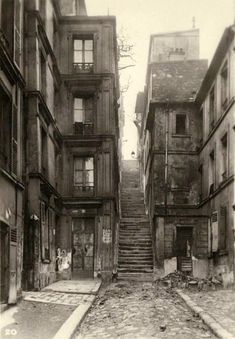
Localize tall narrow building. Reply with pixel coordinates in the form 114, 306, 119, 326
21, 0, 120, 291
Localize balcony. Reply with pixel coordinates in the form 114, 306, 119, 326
74, 122, 94, 135
73, 63, 94, 73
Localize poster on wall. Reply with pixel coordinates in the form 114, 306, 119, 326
103, 229, 111, 244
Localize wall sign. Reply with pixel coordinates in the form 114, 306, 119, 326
103, 229, 111, 243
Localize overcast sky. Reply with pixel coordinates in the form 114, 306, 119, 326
86, 0, 235, 159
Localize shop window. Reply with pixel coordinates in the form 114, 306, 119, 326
175, 114, 187, 135
73, 38, 94, 72
73, 97, 94, 134
74, 157, 94, 192
221, 61, 228, 109
209, 86, 215, 130
221, 133, 228, 181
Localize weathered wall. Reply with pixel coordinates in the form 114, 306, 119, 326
150, 29, 199, 63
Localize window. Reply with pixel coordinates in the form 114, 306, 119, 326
74, 97, 94, 134
41, 127, 48, 176
175, 114, 186, 135
209, 86, 215, 130
39, 51, 47, 99
219, 206, 227, 250
0, 89, 11, 171
208, 150, 215, 195
40, 202, 51, 261
74, 157, 94, 192
221, 62, 228, 108
221, 133, 228, 181
1, 0, 14, 50
12, 104, 18, 174
14, 0, 21, 67
198, 164, 203, 202
73, 38, 94, 72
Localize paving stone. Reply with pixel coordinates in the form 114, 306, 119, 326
73, 282, 215, 339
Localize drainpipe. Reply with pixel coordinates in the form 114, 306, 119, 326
164, 100, 169, 216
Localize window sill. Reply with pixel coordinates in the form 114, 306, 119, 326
172, 134, 191, 138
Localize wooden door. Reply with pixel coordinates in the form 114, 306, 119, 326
72, 218, 94, 278
0, 226, 9, 303
176, 227, 193, 273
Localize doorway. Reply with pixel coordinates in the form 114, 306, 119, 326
0, 225, 9, 303
72, 218, 95, 278
176, 226, 193, 274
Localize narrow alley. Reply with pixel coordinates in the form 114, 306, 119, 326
74, 281, 215, 339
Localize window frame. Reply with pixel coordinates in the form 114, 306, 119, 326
73, 96, 94, 135
220, 133, 228, 182
73, 156, 95, 193
209, 85, 216, 131
220, 61, 228, 109
208, 149, 215, 195
73, 36, 94, 73
173, 113, 189, 136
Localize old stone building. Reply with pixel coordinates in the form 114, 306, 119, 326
0, 0, 121, 303
23, 0, 121, 290
0, 0, 25, 303
138, 26, 235, 286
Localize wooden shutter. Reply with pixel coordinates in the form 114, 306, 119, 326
8, 228, 17, 304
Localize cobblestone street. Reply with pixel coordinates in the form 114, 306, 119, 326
74, 281, 215, 339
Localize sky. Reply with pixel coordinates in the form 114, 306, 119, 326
86, 0, 235, 159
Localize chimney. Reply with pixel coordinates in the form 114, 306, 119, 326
76, 0, 87, 16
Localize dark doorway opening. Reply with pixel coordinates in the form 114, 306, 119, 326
176, 226, 193, 274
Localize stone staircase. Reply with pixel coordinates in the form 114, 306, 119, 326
118, 162, 153, 281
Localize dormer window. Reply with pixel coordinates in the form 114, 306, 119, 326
73, 38, 94, 72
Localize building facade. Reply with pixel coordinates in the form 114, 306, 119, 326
0, 0, 25, 304
138, 27, 235, 286
0, 0, 121, 303
23, 0, 120, 290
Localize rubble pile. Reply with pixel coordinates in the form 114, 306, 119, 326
156, 271, 222, 291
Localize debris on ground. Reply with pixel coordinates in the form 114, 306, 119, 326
155, 271, 223, 291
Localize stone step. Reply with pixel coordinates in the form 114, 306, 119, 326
119, 245, 152, 251
118, 267, 153, 273
118, 249, 153, 254
117, 272, 153, 282
119, 236, 151, 239
118, 260, 153, 266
